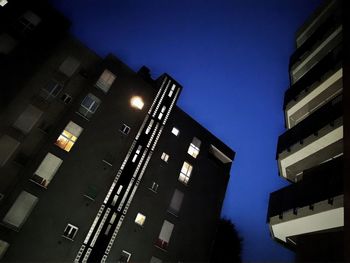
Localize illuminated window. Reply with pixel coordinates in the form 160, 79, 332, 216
55, 121, 83, 152
168, 84, 176, 97
155, 220, 174, 250
0, 0, 8, 7
171, 127, 179, 136
158, 106, 166, 120
119, 250, 131, 263
132, 145, 142, 163
130, 96, 144, 110
178, 162, 193, 185
96, 69, 116, 93
161, 152, 169, 163
145, 119, 154, 134
187, 137, 201, 158
168, 189, 184, 216
79, 93, 100, 119
30, 153, 63, 188
62, 224, 78, 240
135, 213, 146, 226
17, 11, 41, 34
40, 80, 62, 101
59, 56, 80, 77
120, 124, 130, 135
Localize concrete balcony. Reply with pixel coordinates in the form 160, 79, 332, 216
268, 158, 343, 244
285, 66, 342, 129
290, 25, 342, 85
295, 0, 340, 48
277, 97, 342, 181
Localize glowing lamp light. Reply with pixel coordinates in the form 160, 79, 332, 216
0, 0, 8, 7
130, 96, 144, 110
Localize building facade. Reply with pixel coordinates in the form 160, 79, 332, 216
0, 1, 234, 262
267, 0, 344, 261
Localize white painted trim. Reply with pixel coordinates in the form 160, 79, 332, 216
286, 68, 343, 128
280, 126, 343, 178
272, 207, 343, 242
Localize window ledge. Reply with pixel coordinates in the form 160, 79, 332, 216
61, 235, 75, 242
29, 179, 47, 189
75, 111, 90, 121
147, 188, 158, 194
167, 210, 179, 218
102, 159, 113, 166
154, 245, 168, 252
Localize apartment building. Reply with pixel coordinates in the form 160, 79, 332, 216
0, 0, 235, 262
267, 0, 344, 261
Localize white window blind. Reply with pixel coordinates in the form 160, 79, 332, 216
96, 69, 116, 93
168, 189, 184, 215
33, 153, 63, 187
159, 220, 174, 243
59, 56, 80, 77
3, 191, 38, 229
13, 105, 43, 134
0, 135, 20, 167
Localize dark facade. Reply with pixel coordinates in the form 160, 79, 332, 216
267, 0, 344, 261
0, 1, 234, 262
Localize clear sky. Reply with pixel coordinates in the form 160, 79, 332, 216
49, 0, 322, 261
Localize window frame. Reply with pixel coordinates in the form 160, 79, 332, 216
96, 69, 116, 93
62, 223, 78, 241
178, 161, 193, 185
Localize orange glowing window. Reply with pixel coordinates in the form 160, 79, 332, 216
55, 121, 83, 152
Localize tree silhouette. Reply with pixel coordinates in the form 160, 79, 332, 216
210, 218, 243, 263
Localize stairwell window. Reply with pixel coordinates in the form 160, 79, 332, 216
62, 224, 78, 241
168, 84, 176, 97
158, 106, 166, 120
155, 220, 174, 250
78, 93, 100, 119
187, 137, 201, 158
55, 121, 83, 152
178, 162, 193, 185
132, 145, 142, 163
96, 69, 116, 93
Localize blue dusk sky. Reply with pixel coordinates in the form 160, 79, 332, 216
50, 0, 322, 261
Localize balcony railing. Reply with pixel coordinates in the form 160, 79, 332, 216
284, 48, 342, 109
277, 96, 342, 156
267, 157, 343, 220
290, 13, 341, 68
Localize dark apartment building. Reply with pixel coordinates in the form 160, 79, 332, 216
0, 0, 234, 262
267, 0, 345, 261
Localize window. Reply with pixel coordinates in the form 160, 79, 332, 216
171, 127, 179, 136
17, 11, 41, 34
55, 121, 83, 152
168, 84, 176, 97
40, 80, 62, 101
31, 153, 63, 188
0, 0, 8, 7
60, 93, 72, 104
168, 189, 184, 216
145, 119, 154, 134
149, 182, 159, 193
178, 162, 193, 185
118, 250, 131, 263
105, 212, 117, 235
59, 56, 80, 77
13, 104, 43, 134
150, 256, 162, 263
78, 93, 101, 119
0, 135, 20, 167
132, 145, 142, 163
155, 220, 174, 250
135, 213, 146, 226
96, 69, 116, 93
0, 33, 17, 54
2, 191, 38, 229
161, 152, 169, 163
0, 240, 9, 260
120, 124, 130, 135
63, 224, 78, 240
187, 137, 201, 158
158, 106, 166, 120
130, 96, 144, 110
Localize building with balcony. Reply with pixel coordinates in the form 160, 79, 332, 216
0, 1, 235, 262
267, 0, 344, 261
